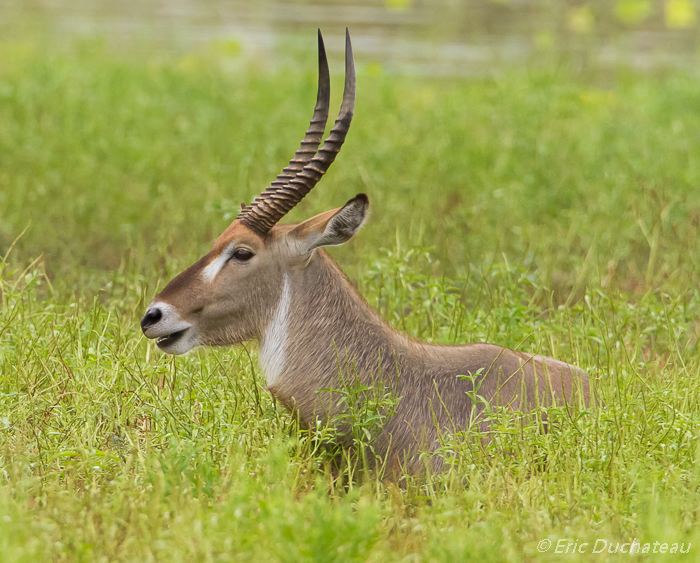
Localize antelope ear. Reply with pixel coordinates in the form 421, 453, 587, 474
288, 194, 369, 253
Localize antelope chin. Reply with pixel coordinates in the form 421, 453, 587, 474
156, 328, 198, 355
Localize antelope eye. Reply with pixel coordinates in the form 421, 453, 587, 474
231, 248, 254, 262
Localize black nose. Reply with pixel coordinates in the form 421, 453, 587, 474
141, 308, 162, 332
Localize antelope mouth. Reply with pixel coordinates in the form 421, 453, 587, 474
156, 329, 188, 349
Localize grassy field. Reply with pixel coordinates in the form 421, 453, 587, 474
2, 38, 700, 561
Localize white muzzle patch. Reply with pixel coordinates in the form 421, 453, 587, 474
143, 302, 197, 355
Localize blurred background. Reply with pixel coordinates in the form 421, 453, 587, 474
1, 0, 700, 294
2, 0, 700, 76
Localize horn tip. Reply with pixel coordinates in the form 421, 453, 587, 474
345, 29, 354, 68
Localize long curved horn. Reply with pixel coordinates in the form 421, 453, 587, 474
270, 29, 331, 190
238, 28, 356, 236
238, 30, 330, 212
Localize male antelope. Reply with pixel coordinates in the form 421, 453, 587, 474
141, 30, 590, 472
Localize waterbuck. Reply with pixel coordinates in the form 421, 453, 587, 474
141, 30, 590, 472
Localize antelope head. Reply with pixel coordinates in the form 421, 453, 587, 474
141, 30, 366, 356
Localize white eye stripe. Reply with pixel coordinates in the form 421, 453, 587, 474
201, 243, 235, 283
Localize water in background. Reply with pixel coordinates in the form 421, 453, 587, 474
2, 0, 699, 75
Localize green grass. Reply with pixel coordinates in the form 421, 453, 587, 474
2, 39, 700, 561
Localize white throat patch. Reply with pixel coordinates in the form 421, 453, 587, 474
260, 274, 291, 386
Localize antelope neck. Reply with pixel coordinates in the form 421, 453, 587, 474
260, 251, 408, 396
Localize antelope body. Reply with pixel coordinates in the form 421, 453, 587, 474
141, 31, 590, 472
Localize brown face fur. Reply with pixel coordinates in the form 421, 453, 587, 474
146, 222, 281, 353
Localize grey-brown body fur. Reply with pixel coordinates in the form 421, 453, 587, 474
267, 247, 590, 473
